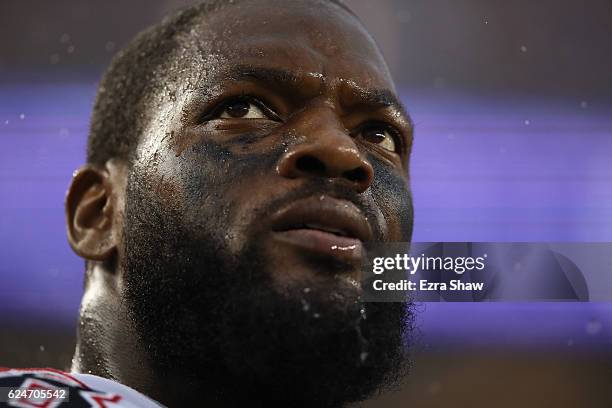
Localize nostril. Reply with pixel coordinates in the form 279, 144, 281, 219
342, 167, 369, 184
295, 155, 327, 176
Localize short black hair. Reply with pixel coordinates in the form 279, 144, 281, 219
87, 1, 218, 166
86, 0, 354, 167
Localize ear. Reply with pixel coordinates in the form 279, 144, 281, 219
66, 165, 118, 261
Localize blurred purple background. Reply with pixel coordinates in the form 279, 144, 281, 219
1, 0, 612, 351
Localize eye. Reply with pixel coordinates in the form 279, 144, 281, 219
360, 124, 398, 153
219, 99, 267, 119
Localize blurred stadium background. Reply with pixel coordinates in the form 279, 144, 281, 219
1, 0, 612, 406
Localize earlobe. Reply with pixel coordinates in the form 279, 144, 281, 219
66, 165, 117, 261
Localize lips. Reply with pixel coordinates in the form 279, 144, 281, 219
270, 195, 373, 262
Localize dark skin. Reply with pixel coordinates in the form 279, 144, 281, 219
65, 1, 413, 406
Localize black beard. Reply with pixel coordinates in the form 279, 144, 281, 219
122, 172, 412, 408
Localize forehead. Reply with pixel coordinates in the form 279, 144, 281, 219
187, 0, 394, 91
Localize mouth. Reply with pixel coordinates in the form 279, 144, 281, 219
270, 195, 373, 263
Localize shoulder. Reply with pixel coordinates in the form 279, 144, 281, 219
0, 367, 164, 407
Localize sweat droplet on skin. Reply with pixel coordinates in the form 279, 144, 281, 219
330, 244, 357, 251
360, 352, 369, 363
347, 278, 360, 288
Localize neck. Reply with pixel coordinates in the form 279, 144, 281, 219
72, 263, 160, 399
70, 260, 393, 407
71, 263, 245, 407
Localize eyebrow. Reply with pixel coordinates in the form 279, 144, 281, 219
342, 86, 405, 111
224, 65, 409, 117
225, 65, 321, 103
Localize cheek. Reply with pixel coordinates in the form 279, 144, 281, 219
370, 157, 413, 241
156, 135, 289, 240
179, 134, 287, 201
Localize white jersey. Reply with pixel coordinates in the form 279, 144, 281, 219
0, 367, 165, 407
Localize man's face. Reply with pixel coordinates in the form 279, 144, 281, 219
122, 1, 413, 405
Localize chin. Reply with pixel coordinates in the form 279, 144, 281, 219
262, 246, 365, 293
